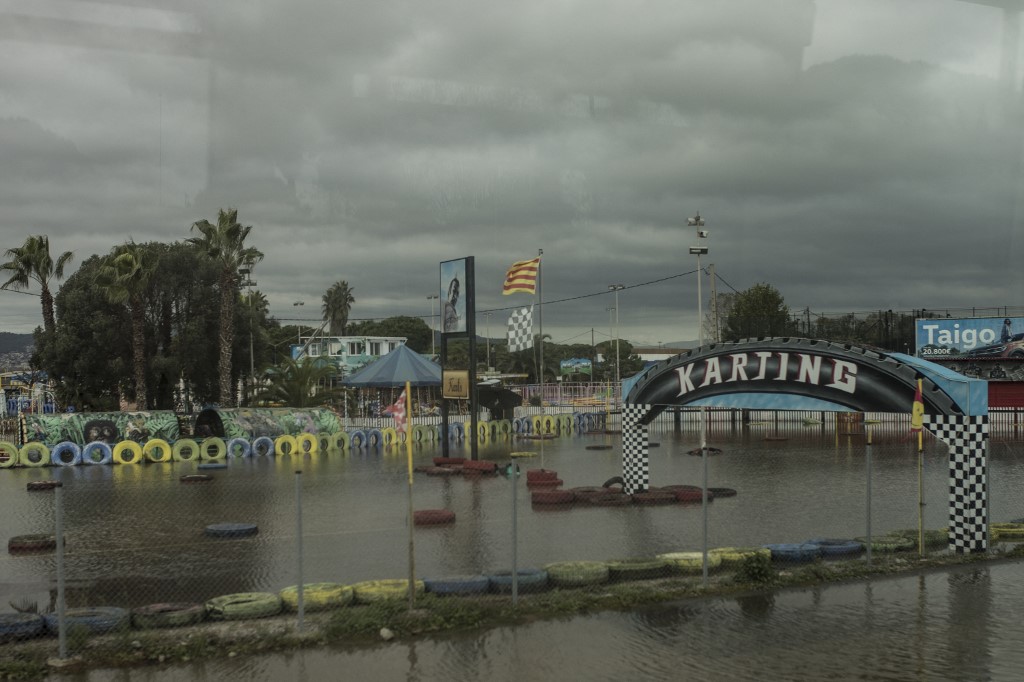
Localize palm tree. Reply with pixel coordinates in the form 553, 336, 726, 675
188, 209, 263, 407
0, 235, 73, 335
257, 357, 344, 408
95, 241, 158, 408
322, 280, 355, 335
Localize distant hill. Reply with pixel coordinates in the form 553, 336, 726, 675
0, 332, 33, 371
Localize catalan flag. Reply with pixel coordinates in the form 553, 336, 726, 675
503, 257, 540, 295
910, 378, 924, 433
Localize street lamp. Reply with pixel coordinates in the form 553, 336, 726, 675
485, 311, 492, 370
686, 211, 710, 586
293, 301, 305, 345
608, 284, 625, 399
427, 295, 439, 357
239, 260, 257, 405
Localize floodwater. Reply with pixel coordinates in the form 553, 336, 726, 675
4, 418, 1024, 679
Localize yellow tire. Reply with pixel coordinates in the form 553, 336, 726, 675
295, 433, 318, 455
532, 415, 544, 433
199, 437, 226, 461
658, 551, 723, 574
477, 423, 489, 441
351, 579, 425, 604
113, 441, 143, 465
497, 419, 512, 436
172, 439, 200, 463
143, 439, 172, 463
275, 434, 298, 456
710, 547, 772, 568
381, 427, 398, 448
331, 431, 350, 451
19, 442, 49, 467
279, 583, 354, 612
560, 415, 573, 434
541, 415, 556, 434
316, 433, 331, 453
0, 441, 19, 467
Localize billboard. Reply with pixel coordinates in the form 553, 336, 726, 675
439, 258, 469, 335
915, 316, 1024, 359
560, 358, 593, 376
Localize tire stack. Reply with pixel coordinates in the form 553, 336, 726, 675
528, 469, 573, 508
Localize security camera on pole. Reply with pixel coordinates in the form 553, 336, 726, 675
687, 211, 711, 586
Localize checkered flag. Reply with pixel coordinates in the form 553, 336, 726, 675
507, 306, 534, 353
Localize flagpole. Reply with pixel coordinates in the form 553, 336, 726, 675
537, 249, 544, 467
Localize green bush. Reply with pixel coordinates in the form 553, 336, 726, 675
735, 552, 776, 585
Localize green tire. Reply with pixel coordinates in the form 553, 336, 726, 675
544, 561, 610, 587
351, 579, 425, 604
279, 583, 354, 611
205, 592, 282, 620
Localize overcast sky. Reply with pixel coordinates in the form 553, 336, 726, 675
2, 0, 1024, 349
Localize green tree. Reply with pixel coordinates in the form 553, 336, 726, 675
258, 357, 344, 407
188, 209, 264, 407
95, 242, 159, 408
322, 280, 355, 335
721, 283, 798, 341
0, 235, 73, 335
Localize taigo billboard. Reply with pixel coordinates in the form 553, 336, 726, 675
915, 316, 1024, 359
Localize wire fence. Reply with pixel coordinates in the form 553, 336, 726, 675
2, 411, 1024, 660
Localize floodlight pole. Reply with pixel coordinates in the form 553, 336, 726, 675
688, 212, 709, 586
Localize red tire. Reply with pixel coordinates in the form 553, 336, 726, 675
8, 534, 58, 553
569, 486, 607, 500
26, 480, 62, 491
584, 493, 632, 506
413, 509, 456, 526
526, 468, 558, 481
463, 460, 497, 473
423, 467, 461, 476
531, 490, 575, 505
673, 488, 713, 503
632, 491, 678, 505
526, 479, 563, 489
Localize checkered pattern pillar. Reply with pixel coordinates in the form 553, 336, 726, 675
923, 414, 989, 553
621, 404, 653, 494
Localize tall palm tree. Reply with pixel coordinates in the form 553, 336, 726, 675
188, 209, 263, 407
0, 235, 73, 335
322, 280, 355, 335
95, 241, 158, 408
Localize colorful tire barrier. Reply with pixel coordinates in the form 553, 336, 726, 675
295, 433, 318, 454
225, 437, 252, 458
205, 522, 258, 538
381, 427, 399, 447
0, 441, 17, 468
331, 431, 350, 451
351, 579, 425, 604
274, 434, 298, 456
44, 607, 129, 635
532, 415, 546, 434
50, 441, 82, 467
131, 602, 206, 629
348, 430, 367, 449
143, 439, 173, 463
279, 583, 354, 612
172, 439, 200, 463
206, 593, 282, 621
710, 547, 772, 567
113, 441, 143, 465
199, 437, 226, 461
423, 575, 490, 596
252, 436, 275, 456
82, 441, 113, 465
544, 561, 610, 587
19, 443, 49, 468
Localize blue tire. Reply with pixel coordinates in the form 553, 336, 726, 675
487, 569, 549, 594
81, 441, 113, 465
367, 429, 384, 448
251, 436, 274, 457
424, 575, 490, 595
44, 607, 129, 635
0, 613, 45, 641
348, 430, 367, 449
451, 422, 465, 440
765, 543, 822, 563
805, 538, 865, 557
512, 418, 523, 433
226, 438, 252, 458
197, 462, 228, 470
51, 441, 82, 467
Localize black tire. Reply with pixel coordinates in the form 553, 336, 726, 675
204, 522, 258, 538
0, 613, 45, 641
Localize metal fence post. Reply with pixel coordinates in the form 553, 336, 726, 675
55, 484, 67, 660
865, 429, 872, 565
295, 470, 304, 632
511, 461, 519, 605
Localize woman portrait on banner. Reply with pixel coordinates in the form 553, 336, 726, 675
440, 258, 467, 334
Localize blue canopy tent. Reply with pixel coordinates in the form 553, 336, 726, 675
342, 344, 441, 387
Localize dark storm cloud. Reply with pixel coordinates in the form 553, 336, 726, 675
2, 0, 1021, 345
